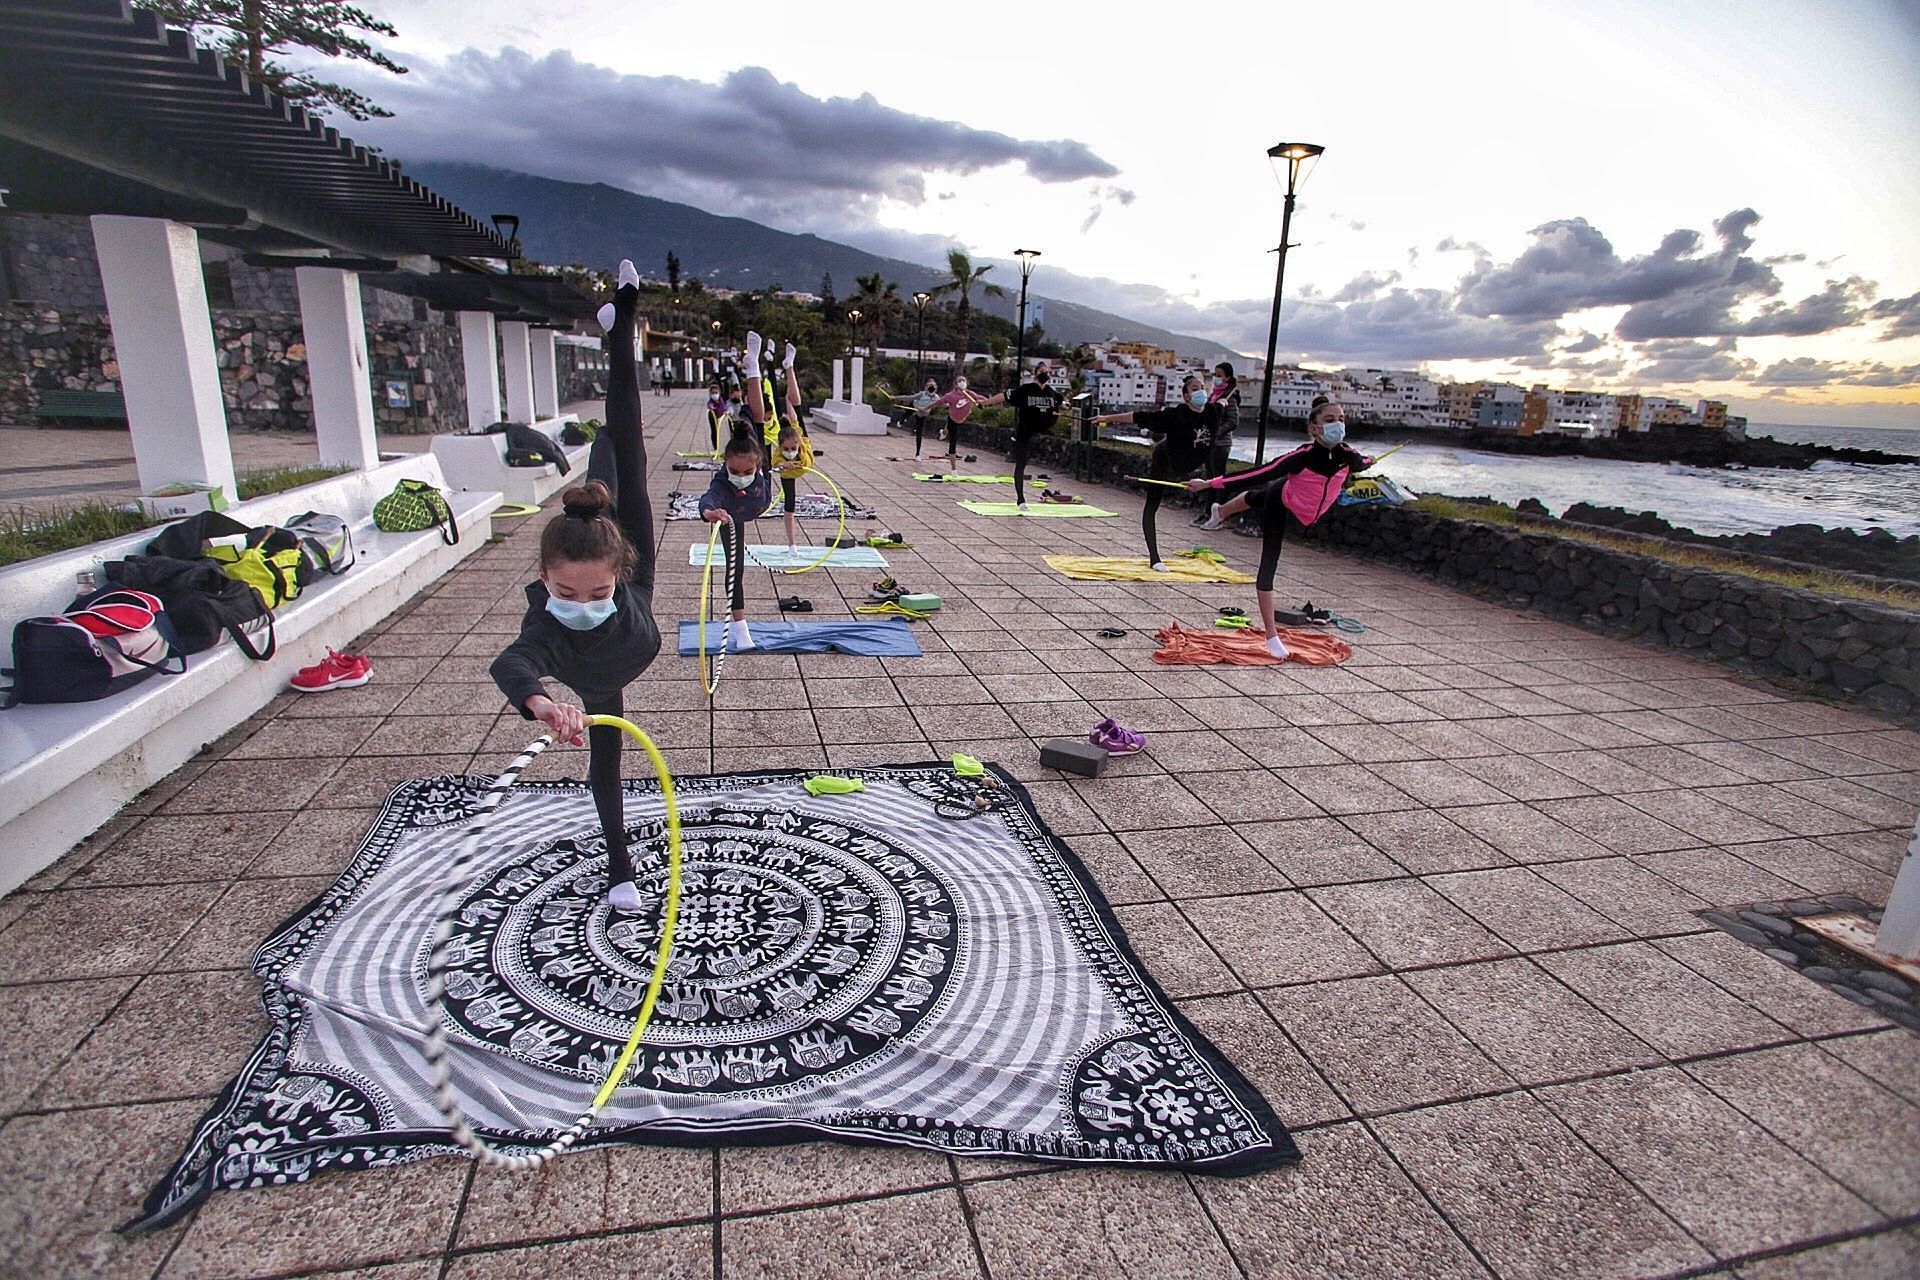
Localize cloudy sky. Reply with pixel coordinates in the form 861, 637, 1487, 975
321, 0, 1918, 427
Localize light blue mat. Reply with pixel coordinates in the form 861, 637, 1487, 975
685, 543, 889, 569
676, 620, 922, 656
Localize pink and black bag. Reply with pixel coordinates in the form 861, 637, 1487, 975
2, 588, 187, 707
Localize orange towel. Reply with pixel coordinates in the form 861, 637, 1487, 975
1152, 623, 1352, 666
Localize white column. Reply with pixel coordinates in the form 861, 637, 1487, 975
851, 356, 866, 404
1880, 815, 1920, 958
831, 359, 844, 403
500, 320, 535, 423
682, 357, 693, 384
530, 329, 559, 419
90, 215, 235, 501
457, 310, 501, 431
293, 266, 379, 470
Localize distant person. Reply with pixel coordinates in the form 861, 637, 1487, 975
1187, 395, 1372, 658
1203, 361, 1241, 483
705, 379, 729, 452
1094, 374, 1223, 569
927, 376, 988, 471
979, 362, 1064, 510
892, 378, 941, 460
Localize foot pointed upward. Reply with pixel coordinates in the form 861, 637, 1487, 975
617, 258, 640, 290
743, 332, 764, 379
783, 342, 797, 368
596, 302, 617, 332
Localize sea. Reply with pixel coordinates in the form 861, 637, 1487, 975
1221, 422, 1920, 539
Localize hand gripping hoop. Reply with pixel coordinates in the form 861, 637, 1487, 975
421, 715, 684, 1170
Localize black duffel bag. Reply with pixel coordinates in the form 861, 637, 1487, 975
102, 554, 276, 660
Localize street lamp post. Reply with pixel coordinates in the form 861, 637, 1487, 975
847, 309, 862, 361
912, 291, 930, 386
1254, 142, 1324, 466
1013, 249, 1041, 391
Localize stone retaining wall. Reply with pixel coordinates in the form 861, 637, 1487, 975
947, 419, 1920, 720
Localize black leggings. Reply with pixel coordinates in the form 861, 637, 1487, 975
911, 413, 928, 455
724, 517, 747, 611
1142, 443, 1201, 565
1012, 430, 1039, 506
581, 282, 657, 885
781, 476, 797, 514
1206, 440, 1232, 480
1245, 481, 1290, 591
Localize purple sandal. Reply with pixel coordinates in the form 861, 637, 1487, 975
1090, 717, 1146, 756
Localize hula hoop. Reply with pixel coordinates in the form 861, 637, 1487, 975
1125, 475, 1191, 490
697, 518, 730, 696
421, 715, 683, 1169
780, 465, 848, 577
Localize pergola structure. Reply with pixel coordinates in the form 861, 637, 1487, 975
0, 0, 598, 499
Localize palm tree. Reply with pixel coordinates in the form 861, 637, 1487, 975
926, 249, 1005, 375
850, 273, 902, 350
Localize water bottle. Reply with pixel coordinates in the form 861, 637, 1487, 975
75, 570, 96, 596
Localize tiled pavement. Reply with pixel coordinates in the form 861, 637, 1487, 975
3, 396, 1917, 1279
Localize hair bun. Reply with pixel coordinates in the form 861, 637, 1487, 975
559, 480, 612, 520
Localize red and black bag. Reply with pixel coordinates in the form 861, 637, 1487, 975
1, 588, 187, 707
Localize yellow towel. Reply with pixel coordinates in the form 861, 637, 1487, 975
1043, 554, 1256, 584
960, 501, 1117, 518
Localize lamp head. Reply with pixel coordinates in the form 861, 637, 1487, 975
1266, 142, 1324, 161
490, 213, 520, 242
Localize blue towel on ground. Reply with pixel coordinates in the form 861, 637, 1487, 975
685, 543, 889, 569
676, 620, 922, 656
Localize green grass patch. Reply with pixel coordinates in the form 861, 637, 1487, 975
1410, 495, 1920, 610
0, 501, 157, 567
235, 464, 351, 501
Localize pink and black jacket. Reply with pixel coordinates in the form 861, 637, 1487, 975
1202, 441, 1372, 527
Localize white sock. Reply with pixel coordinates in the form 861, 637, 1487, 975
617, 258, 639, 290
607, 880, 644, 911
596, 302, 616, 332
1266, 634, 1291, 660
743, 332, 763, 379
729, 619, 754, 650
783, 342, 797, 368
1018, 502, 1030, 512
1204, 503, 1225, 530
1151, 561, 1169, 572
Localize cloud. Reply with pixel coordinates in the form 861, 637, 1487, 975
1079, 184, 1136, 233
1328, 270, 1401, 303
1559, 330, 1606, 354
1868, 290, 1920, 338
1630, 337, 1755, 383
345, 49, 1118, 235
1753, 358, 1920, 388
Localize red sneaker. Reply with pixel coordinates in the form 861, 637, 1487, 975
290, 648, 372, 692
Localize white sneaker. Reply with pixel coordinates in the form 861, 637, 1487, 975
596, 302, 616, 332
1150, 561, 1169, 573
729, 619, 754, 651
1202, 503, 1226, 531
1018, 502, 1031, 513
607, 880, 644, 912
743, 332, 763, 379
617, 258, 640, 290
1266, 634, 1291, 660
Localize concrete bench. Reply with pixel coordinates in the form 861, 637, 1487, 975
430, 415, 589, 504
0, 455, 500, 893
810, 400, 889, 436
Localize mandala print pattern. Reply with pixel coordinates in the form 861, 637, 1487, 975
665, 492, 874, 522
135, 764, 1295, 1229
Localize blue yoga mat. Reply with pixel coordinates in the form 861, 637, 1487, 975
676, 620, 922, 656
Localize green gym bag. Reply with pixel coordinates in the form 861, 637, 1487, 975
373, 479, 459, 545
205, 529, 305, 609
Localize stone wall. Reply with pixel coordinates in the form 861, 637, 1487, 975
942, 419, 1920, 721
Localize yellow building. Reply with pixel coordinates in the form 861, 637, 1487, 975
1698, 400, 1728, 430
1440, 381, 1483, 425
1519, 391, 1550, 435
1108, 341, 1177, 368
1614, 393, 1644, 434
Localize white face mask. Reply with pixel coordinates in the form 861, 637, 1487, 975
727, 471, 757, 490
955, 379, 968, 391
781, 448, 799, 460
1319, 420, 1347, 446
545, 594, 617, 631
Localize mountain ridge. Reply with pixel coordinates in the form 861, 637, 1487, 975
408, 162, 1238, 361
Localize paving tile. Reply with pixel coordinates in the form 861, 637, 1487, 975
66, 811, 293, 886
1069, 775, 1218, 832
717, 1140, 949, 1214
157, 756, 340, 814
155, 876, 332, 972
1779, 777, 1918, 828
1308, 878, 1512, 971
1535, 856, 1714, 937
1820, 1029, 1920, 1106
455, 1144, 710, 1248
1339, 808, 1510, 875
1019, 780, 1106, 835
1621, 788, 1793, 845
723, 1187, 979, 1280
1366, 759, 1513, 808
1540, 1066, 1879, 1257
1275, 764, 1422, 816
1426, 866, 1630, 951
1688, 1042, 1920, 1216
1112, 902, 1242, 997
1728, 837, 1895, 899
1181, 891, 1382, 986
33, 968, 265, 1108
1653, 932, 1890, 1038
1406, 957, 1659, 1084
1302, 724, 1430, 764
968, 1167, 1240, 1280
1733, 1229, 1920, 1280
0, 976, 134, 1115
1175, 992, 1349, 1128
1194, 1121, 1488, 1280
1630, 846, 1806, 907
1240, 817, 1404, 887
1443, 802, 1610, 863
1066, 833, 1163, 905
1373, 1092, 1711, 1280
1677, 738, 1820, 783
0, 882, 222, 981
1538, 942, 1795, 1059
1531, 796, 1701, 855
1118, 826, 1290, 899
447, 1226, 712, 1277
222, 715, 383, 761
318, 754, 474, 807
1261, 975, 1512, 1113
0, 1099, 200, 1279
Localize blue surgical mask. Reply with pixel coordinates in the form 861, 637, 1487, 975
1319, 421, 1346, 446
545, 594, 617, 630
1187, 389, 1209, 408
727, 471, 757, 490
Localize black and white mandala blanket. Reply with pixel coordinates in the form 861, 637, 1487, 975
136, 763, 1295, 1227
665, 491, 875, 521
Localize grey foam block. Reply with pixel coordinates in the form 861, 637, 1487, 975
1040, 738, 1108, 777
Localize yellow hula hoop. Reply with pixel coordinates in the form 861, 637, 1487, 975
422, 716, 683, 1168
781, 464, 849, 576
697, 518, 728, 696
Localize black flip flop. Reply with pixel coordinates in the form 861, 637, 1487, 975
779, 596, 814, 612
1095, 627, 1128, 639
1217, 605, 1246, 618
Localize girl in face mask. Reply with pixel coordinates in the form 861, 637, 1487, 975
699, 433, 773, 651
491, 259, 662, 912
1202, 362, 1242, 484
1184, 396, 1372, 658
705, 381, 728, 452
1092, 375, 1223, 569
927, 376, 987, 471
891, 378, 941, 460
774, 422, 816, 548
